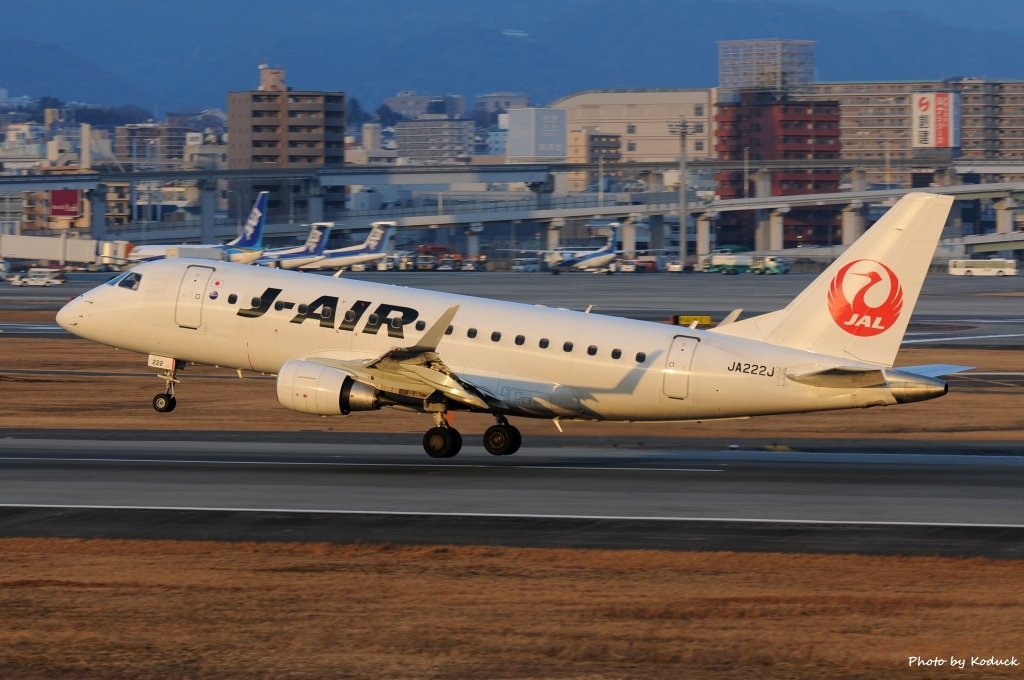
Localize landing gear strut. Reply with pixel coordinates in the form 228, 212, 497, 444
422, 412, 462, 458
151, 358, 182, 413
483, 417, 522, 456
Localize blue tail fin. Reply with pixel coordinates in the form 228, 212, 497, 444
305, 224, 331, 255
227, 191, 268, 249
364, 222, 396, 253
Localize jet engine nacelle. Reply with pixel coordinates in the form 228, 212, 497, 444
276, 359, 380, 415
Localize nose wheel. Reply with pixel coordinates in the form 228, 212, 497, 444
152, 393, 177, 412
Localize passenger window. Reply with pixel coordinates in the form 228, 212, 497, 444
491, 331, 501, 342
390, 317, 402, 329
636, 352, 647, 363
587, 345, 597, 356
539, 338, 549, 349
344, 310, 356, 323
368, 314, 379, 326
274, 301, 287, 311
563, 341, 574, 353
321, 307, 333, 318
445, 325, 453, 335
416, 321, 426, 331
515, 335, 525, 346
297, 304, 307, 314
228, 294, 238, 305
467, 328, 477, 339
611, 348, 622, 360
251, 297, 262, 307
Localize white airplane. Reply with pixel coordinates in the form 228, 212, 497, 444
543, 223, 620, 274
57, 192, 968, 459
252, 222, 331, 270
124, 191, 269, 265
298, 221, 395, 271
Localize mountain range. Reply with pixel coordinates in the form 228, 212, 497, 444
1, 0, 1022, 113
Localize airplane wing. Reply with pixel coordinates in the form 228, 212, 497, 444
302, 305, 502, 412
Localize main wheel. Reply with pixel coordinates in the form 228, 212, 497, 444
423, 426, 462, 458
483, 424, 522, 456
152, 393, 176, 412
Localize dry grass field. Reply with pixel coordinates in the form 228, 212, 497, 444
2, 539, 1023, 679
2, 309, 1023, 678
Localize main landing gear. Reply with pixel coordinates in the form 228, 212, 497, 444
483, 417, 521, 456
420, 413, 522, 458
151, 358, 182, 413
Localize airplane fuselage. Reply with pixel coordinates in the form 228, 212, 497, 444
59, 258, 917, 423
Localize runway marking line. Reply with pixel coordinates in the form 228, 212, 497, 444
903, 333, 1024, 344
0, 503, 1021, 530
0, 456, 724, 473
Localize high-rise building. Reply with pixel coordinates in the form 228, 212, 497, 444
227, 65, 346, 219
718, 39, 815, 102
227, 65, 345, 170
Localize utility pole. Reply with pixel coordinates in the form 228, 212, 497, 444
668, 119, 690, 265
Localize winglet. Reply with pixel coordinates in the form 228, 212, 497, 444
408, 305, 459, 353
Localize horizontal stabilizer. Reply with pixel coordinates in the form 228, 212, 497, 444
788, 367, 886, 388
896, 364, 974, 378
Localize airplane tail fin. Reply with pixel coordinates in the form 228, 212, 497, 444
606, 223, 620, 252
364, 222, 395, 253
305, 224, 331, 255
710, 192, 954, 367
227, 191, 269, 249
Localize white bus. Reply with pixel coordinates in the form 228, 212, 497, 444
512, 257, 540, 272
947, 259, 1017, 276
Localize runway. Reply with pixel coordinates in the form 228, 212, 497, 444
1, 437, 1023, 557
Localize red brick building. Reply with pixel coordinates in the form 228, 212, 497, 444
714, 92, 842, 247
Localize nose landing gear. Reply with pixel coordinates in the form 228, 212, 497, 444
149, 355, 183, 413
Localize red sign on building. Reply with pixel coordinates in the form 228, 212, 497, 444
50, 189, 81, 218
935, 93, 950, 148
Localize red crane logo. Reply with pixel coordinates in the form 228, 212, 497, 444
827, 259, 903, 336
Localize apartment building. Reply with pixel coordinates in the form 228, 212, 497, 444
810, 78, 1024, 183
394, 118, 474, 164
550, 89, 715, 164
227, 65, 345, 170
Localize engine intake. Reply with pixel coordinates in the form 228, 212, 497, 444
276, 359, 380, 415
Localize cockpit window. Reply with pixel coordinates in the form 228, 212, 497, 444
117, 272, 142, 290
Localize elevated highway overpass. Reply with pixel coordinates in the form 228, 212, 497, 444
2, 164, 1023, 262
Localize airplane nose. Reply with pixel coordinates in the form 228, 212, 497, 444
56, 297, 85, 331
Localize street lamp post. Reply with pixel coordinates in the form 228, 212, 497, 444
743, 146, 750, 198
668, 119, 690, 265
